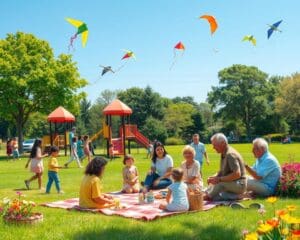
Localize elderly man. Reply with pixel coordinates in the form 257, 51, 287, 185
245, 138, 281, 197
204, 133, 246, 201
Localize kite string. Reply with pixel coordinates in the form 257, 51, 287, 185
68, 33, 78, 52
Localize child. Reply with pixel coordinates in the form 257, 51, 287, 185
83, 135, 91, 163
64, 137, 82, 168
122, 155, 139, 193
46, 146, 63, 194
6, 139, 12, 160
11, 137, 19, 160
77, 136, 84, 162
25, 139, 48, 190
79, 157, 115, 209
159, 168, 189, 212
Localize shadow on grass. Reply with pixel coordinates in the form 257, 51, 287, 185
72, 220, 241, 240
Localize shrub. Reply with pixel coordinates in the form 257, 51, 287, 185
165, 137, 185, 145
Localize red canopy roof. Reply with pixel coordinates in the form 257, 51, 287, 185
103, 99, 132, 116
47, 106, 75, 123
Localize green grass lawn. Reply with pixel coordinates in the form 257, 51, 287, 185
0, 143, 299, 240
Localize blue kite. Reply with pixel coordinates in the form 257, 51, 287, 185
267, 20, 283, 39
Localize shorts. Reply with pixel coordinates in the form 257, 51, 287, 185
166, 202, 189, 212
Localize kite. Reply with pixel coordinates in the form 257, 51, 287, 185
267, 20, 283, 39
199, 15, 218, 35
66, 18, 88, 50
242, 35, 256, 46
99, 65, 115, 76
170, 41, 185, 70
121, 50, 136, 60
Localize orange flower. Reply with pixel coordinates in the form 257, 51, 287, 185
276, 209, 288, 218
266, 218, 280, 228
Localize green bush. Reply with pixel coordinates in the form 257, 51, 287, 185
165, 137, 185, 145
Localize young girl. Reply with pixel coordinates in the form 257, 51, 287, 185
159, 168, 189, 212
25, 139, 48, 190
122, 155, 139, 193
83, 135, 91, 163
77, 136, 84, 162
79, 157, 115, 209
46, 146, 63, 194
64, 137, 82, 168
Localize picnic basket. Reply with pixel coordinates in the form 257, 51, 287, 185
188, 191, 203, 211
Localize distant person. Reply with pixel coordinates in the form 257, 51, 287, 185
146, 142, 153, 159
46, 146, 64, 194
203, 133, 246, 201
190, 134, 209, 174
89, 142, 95, 156
25, 139, 49, 190
6, 139, 12, 160
159, 168, 189, 212
79, 157, 115, 209
142, 142, 173, 193
69, 127, 76, 154
122, 155, 139, 193
77, 135, 84, 161
83, 135, 92, 163
245, 138, 281, 197
109, 143, 114, 160
64, 137, 82, 168
11, 137, 19, 160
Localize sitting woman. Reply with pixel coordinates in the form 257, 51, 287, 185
181, 145, 203, 191
142, 142, 173, 193
79, 157, 115, 209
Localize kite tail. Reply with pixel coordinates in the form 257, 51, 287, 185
169, 49, 178, 70
68, 33, 78, 52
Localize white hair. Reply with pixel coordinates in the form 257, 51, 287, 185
210, 133, 228, 144
253, 138, 268, 152
182, 145, 196, 157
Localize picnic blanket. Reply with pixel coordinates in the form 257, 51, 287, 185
41, 191, 234, 221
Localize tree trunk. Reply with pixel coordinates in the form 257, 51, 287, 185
16, 111, 24, 154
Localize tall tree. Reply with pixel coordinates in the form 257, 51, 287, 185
0, 32, 87, 152
117, 86, 165, 127
208, 64, 272, 137
275, 73, 300, 133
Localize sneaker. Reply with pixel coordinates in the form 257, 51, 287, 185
24, 180, 30, 190
64, 163, 68, 168
58, 190, 65, 194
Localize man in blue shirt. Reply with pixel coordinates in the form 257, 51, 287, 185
245, 138, 281, 197
190, 134, 209, 172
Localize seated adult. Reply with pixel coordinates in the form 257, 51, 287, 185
181, 145, 202, 191
142, 142, 173, 192
245, 138, 281, 197
204, 133, 247, 201
79, 157, 115, 209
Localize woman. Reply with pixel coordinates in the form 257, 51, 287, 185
142, 142, 173, 192
181, 145, 203, 191
79, 157, 115, 209
25, 139, 48, 190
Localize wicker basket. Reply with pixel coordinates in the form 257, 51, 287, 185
188, 192, 203, 211
4, 213, 43, 225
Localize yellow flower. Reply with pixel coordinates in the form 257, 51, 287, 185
266, 196, 277, 204
287, 205, 297, 212
244, 232, 258, 240
281, 228, 289, 236
257, 223, 273, 234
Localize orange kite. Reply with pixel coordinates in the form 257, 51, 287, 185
200, 15, 218, 35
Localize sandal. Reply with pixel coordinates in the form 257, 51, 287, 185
249, 203, 265, 209
230, 202, 247, 209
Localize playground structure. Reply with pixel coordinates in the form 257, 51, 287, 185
100, 99, 150, 156
43, 106, 75, 155
42, 100, 150, 157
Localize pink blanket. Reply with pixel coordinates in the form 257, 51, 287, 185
41, 191, 226, 221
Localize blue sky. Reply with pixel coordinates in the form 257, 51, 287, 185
1, 0, 300, 103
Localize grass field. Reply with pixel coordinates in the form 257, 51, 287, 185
0, 143, 299, 240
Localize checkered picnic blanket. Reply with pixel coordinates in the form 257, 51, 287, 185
41, 191, 225, 221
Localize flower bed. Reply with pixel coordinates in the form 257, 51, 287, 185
277, 163, 300, 197
0, 192, 43, 224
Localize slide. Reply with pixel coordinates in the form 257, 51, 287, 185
123, 124, 150, 148
90, 129, 103, 142
134, 129, 150, 148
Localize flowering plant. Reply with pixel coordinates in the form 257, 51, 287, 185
277, 162, 300, 197
243, 197, 300, 240
0, 192, 36, 220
